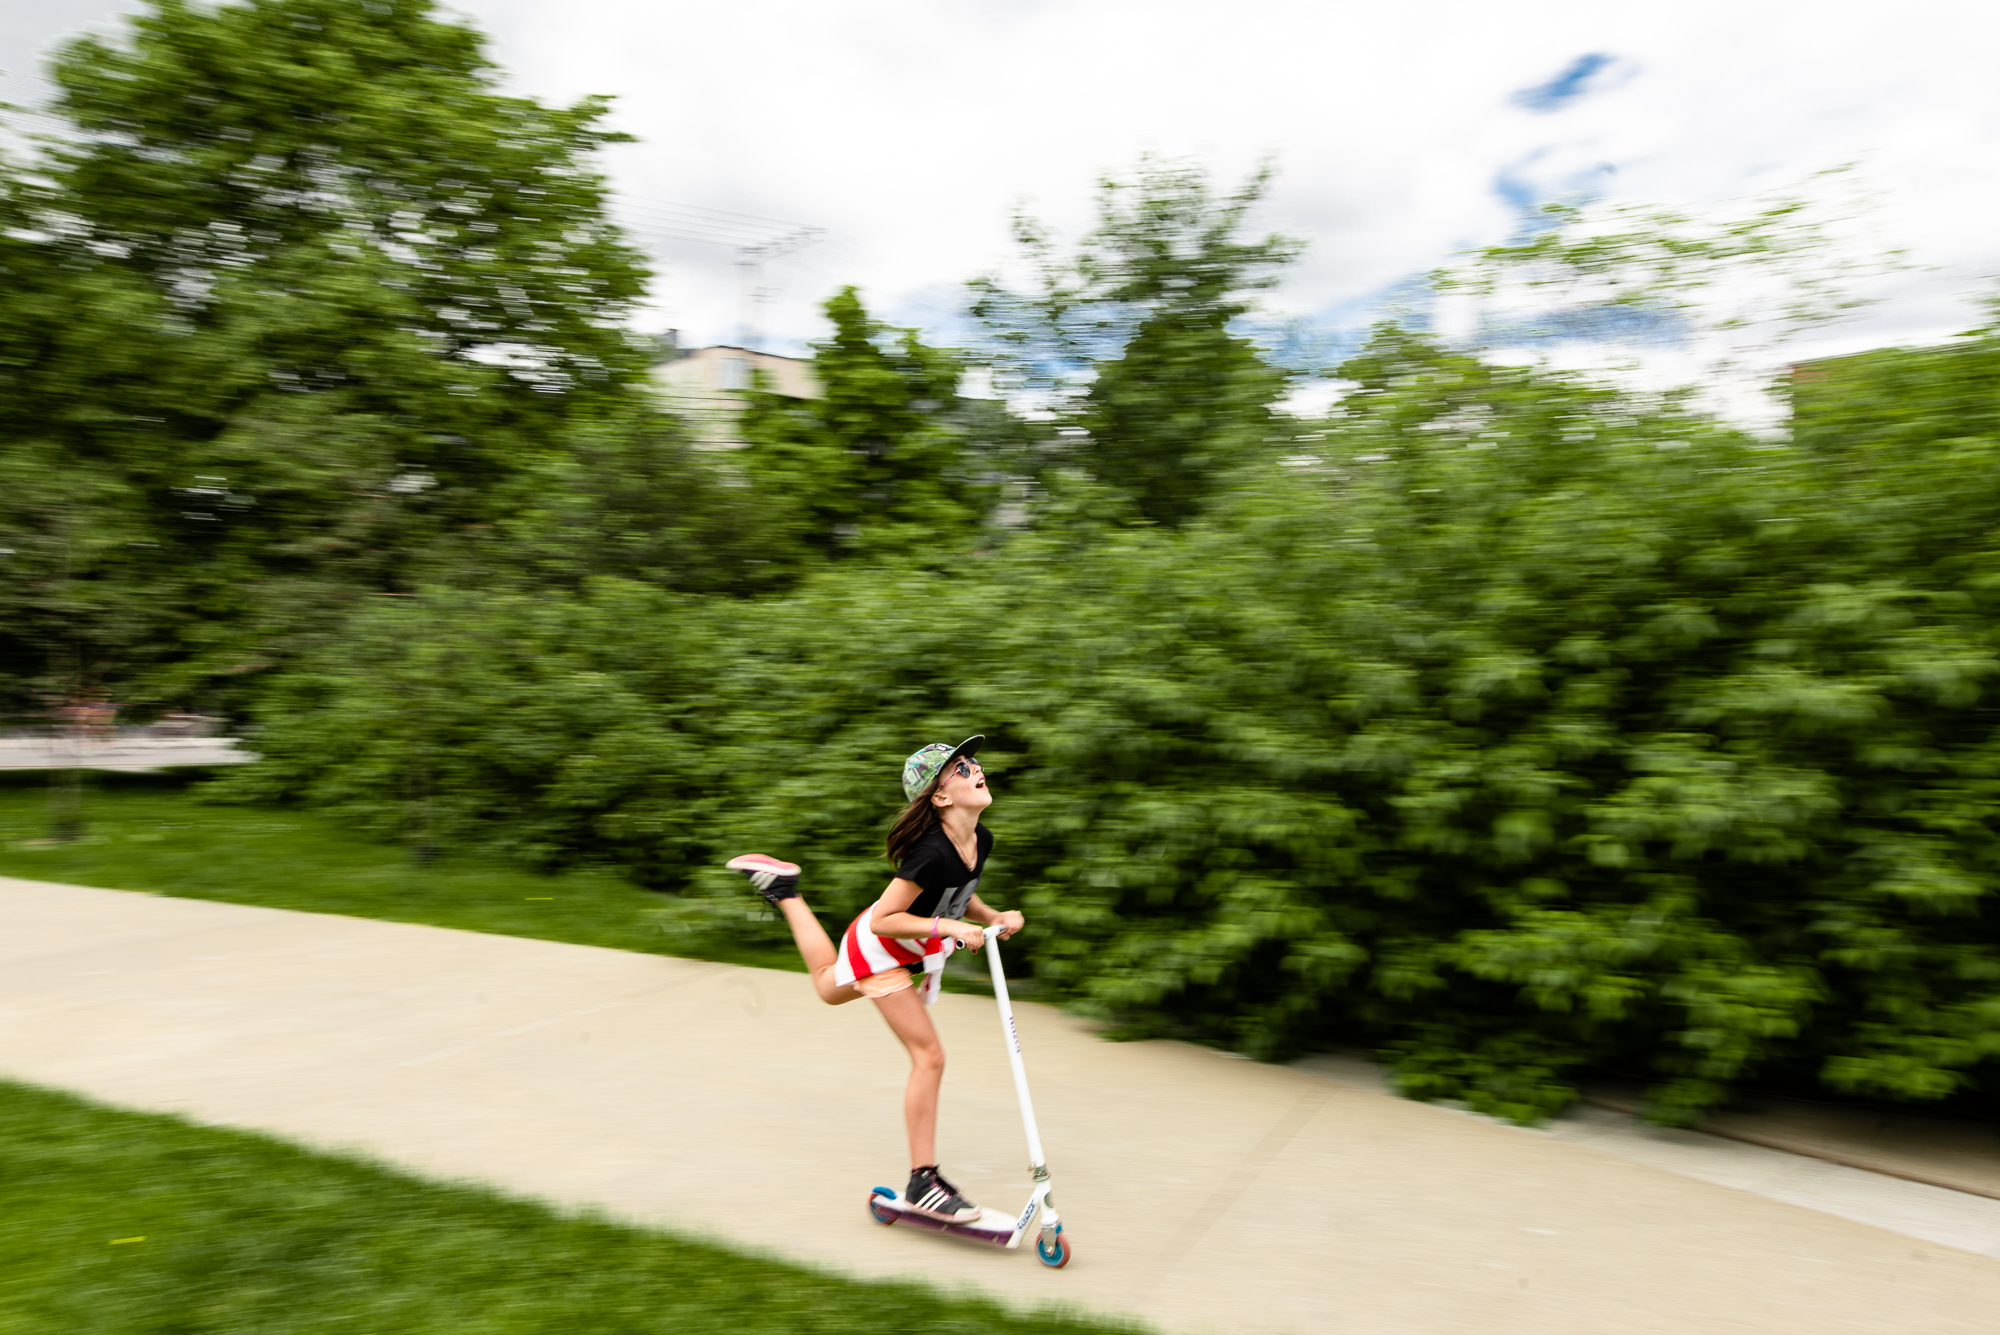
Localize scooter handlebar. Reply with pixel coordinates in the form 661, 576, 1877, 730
982, 923, 1005, 941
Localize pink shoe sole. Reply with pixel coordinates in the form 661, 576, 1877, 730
725, 853, 801, 876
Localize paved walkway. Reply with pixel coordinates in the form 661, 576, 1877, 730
1299, 1056, 2000, 1260
8, 875, 2000, 1334
1581, 1081, 2000, 1201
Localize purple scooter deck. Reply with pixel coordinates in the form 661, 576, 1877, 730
869, 1188, 1018, 1246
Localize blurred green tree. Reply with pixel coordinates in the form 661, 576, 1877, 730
239, 303, 2000, 1127
0, 0, 654, 711
737, 286, 989, 563
215, 577, 722, 880
474, 398, 776, 598
1789, 315, 2000, 460
154, 135, 2000, 1129
0, 149, 180, 708
971, 160, 1297, 525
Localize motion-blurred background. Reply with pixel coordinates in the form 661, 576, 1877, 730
7, 0, 2000, 1132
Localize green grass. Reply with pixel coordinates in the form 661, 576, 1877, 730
0, 1079, 1124, 1335
0, 770, 799, 972
0, 770, 1018, 994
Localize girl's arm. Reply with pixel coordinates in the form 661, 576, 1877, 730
872, 879, 990, 949
964, 894, 1025, 940
874, 885, 1024, 946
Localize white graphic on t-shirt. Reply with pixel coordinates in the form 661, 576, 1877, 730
937, 877, 978, 922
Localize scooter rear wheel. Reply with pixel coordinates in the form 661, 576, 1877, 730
868, 1187, 897, 1225
1035, 1229, 1071, 1268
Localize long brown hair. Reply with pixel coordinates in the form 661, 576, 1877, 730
885, 775, 946, 866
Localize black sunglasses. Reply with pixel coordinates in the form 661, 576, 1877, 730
951, 757, 983, 779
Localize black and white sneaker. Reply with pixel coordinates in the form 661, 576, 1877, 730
724, 854, 801, 905
905, 1166, 981, 1224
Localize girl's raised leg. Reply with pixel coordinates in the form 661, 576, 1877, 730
725, 855, 861, 1006
775, 898, 862, 1005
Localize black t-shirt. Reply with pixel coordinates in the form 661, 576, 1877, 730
895, 824, 993, 921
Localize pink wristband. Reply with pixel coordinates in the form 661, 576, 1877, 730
931, 916, 941, 940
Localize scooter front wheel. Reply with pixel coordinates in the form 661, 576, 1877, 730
868, 1187, 898, 1225
1035, 1228, 1071, 1268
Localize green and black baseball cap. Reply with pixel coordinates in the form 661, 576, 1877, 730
901, 735, 984, 801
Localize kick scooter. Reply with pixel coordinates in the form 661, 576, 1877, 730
866, 923, 1072, 1268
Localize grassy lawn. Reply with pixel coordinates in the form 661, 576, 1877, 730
0, 1079, 1124, 1335
0, 769, 799, 972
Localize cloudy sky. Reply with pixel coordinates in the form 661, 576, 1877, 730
6, 0, 1997, 366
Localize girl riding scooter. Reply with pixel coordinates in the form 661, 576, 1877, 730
727, 735, 1024, 1224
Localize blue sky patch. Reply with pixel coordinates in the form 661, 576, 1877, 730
1512, 53, 1617, 112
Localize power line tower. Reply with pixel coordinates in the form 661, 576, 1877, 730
614, 197, 824, 351
735, 228, 822, 350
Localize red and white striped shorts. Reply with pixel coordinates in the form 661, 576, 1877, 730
833, 906, 954, 1005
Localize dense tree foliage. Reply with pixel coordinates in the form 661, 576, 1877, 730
0, 0, 671, 710
736, 287, 991, 564
13, 2, 2000, 1129
227, 311, 2000, 1125
971, 162, 1296, 524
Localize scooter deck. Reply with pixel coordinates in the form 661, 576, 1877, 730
868, 1188, 1019, 1247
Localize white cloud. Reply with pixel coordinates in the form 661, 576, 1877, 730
10, 0, 2000, 364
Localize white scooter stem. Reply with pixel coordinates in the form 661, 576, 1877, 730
981, 923, 1047, 1170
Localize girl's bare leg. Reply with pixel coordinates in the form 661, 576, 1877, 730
775, 898, 863, 1006
872, 986, 944, 1168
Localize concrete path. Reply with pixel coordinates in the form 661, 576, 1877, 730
8, 875, 2000, 1335
1583, 1081, 2000, 1201
1298, 1056, 2000, 1260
